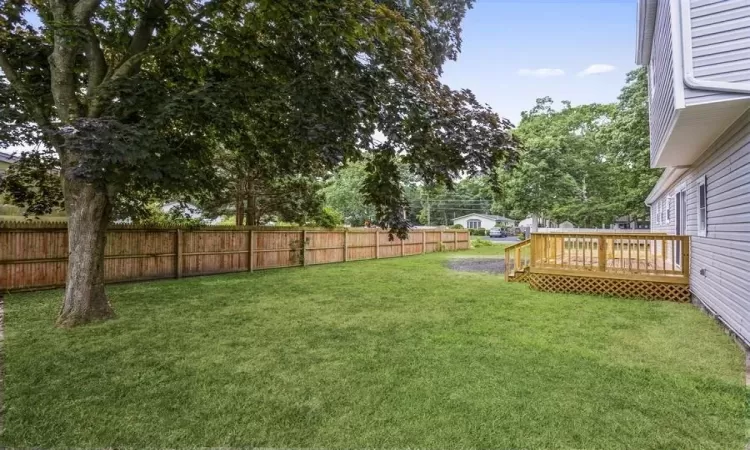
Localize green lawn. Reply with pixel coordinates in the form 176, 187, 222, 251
2, 245, 747, 449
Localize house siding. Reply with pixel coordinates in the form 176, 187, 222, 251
650, 0, 680, 163
650, 110, 750, 344
685, 0, 750, 105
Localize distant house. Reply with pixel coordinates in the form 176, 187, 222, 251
611, 215, 649, 230
452, 214, 515, 230
0, 151, 19, 175
518, 217, 558, 229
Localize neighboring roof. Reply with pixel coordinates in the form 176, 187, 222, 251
452, 213, 515, 223
635, 0, 657, 65
0, 151, 19, 164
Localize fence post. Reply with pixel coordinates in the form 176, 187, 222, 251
453, 231, 457, 250
376, 230, 380, 259
249, 230, 254, 272
343, 230, 348, 262
598, 236, 607, 272
422, 231, 427, 254
175, 229, 183, 278
302, 230, 307, 266
401, 233, 405, 256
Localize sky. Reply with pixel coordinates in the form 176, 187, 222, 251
440, 0, 638, 125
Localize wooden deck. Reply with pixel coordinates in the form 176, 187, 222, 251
505, 232, 691, 302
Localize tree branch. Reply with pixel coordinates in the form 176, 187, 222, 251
0, 52, 50, 127
84, 24, 108, 117
72, 0, 102, 22
106, 0, 217, 83
127, 0, 168, 57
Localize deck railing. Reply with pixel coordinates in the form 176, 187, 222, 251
504, 239, 531, 281
528, 232, 690, 283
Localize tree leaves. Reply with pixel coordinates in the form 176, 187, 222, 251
1, 0, 517, 235
504, 69, 658, 227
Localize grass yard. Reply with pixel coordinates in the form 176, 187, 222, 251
2, 245, 747, 449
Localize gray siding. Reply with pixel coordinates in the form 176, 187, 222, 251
649, 0, 679, 161
652, 110, 750, 345
685, 0, 750, 105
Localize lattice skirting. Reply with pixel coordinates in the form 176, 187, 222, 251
526, 273, 691, 302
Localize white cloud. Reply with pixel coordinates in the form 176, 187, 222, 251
517, 68, 565, 78
578, 64, 616, 76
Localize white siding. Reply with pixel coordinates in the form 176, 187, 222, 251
685, 0, 750, 105
650, 0, 680, 162
652, 110, 750, 344
453, 216, 496, 230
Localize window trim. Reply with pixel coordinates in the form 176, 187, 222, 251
697, 175, 708, 237
467, 219, 481, 230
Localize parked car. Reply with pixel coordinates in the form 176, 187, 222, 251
488, 228, 506, 238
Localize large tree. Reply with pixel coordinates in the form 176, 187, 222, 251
503, 70, 658, 228
1, 0, 518, 326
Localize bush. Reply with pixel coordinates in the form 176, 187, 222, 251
469, 228, 486, 236
471, 238, 492, 248
314, 207, 344, 228
449, 224, 464, 229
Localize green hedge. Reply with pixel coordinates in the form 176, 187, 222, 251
469, 228, 486, 236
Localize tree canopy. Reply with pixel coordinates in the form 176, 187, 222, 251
501, 68, 658, 228
0, 0, 518, 326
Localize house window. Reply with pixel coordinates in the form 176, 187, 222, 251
467, 219, 481, 229
655, 201, 661, 225
698, 176, 707, 236
666, 196, 672, 223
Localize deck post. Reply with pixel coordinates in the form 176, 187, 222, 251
598, 236, 607, 272
504, 246, 511, 281
682, 236, 690, 279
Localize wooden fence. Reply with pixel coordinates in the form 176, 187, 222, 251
0, 226, 470, 292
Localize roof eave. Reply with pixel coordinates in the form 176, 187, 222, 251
635, 0, 657, 66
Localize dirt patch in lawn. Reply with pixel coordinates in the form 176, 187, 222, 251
446, 257, 505, 274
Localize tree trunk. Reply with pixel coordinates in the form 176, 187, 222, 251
56, 180, 115, 327
235, 191, 244, 226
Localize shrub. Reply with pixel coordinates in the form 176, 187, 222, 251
314, 207, 344, 228
469, 228, 486, 236
471, 238, 492, 248
449, 224, 464, 229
